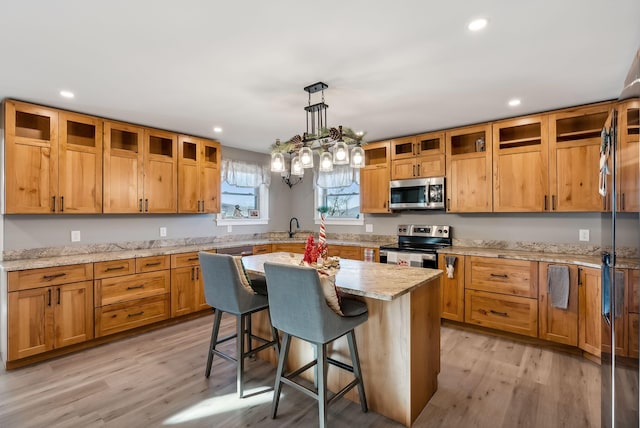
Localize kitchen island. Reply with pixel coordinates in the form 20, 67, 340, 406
242, 252, 443, 427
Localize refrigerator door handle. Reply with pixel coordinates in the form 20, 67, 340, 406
602, 252, 611, 326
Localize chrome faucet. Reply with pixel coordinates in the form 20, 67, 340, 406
289, 217, 300, 238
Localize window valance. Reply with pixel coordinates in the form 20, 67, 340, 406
314, 165, 360, 189
221, 159, 271, 188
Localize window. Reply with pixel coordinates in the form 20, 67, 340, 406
220, 182, 258, 219
314, 166, 363, 225
216, 159, 270, 226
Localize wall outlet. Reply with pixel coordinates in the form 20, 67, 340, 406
71, 230, 81, 242
159, 227, 167, 237
227, 225, 233, 233
579, 229, 590, 242
365, 224, 373, 233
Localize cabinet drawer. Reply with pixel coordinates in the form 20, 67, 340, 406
8, 263, 93, 291
272, 243, 306, 253
466, 256, 538, 297
465, 290, 538, 337
252, 244, 272, 255
330, 245, 363, 260
94, 259, 135, 279
95, 294, 170, 337
96, 270, 170, 306
136, 255, 170, 273
171, 252, 202, 268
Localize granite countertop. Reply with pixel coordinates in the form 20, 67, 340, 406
242, 252, 442, 301
0, 239, 392, 272
438, 246, 638, 269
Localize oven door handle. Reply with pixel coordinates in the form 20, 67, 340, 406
421, 253, 437, 261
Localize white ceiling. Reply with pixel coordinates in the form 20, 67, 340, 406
2, 1, 639, 154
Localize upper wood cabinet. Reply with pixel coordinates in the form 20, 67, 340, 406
391, 132, 445, 179
492, 115, 549, 212
5, 101, 103, 214
549, 103, 612, 212
178, 135, 221, 213
445, 124, 493, 212
618, 98, 639, 212
144, 128, 177, 213
103, 121, 144, 213
360, 140, 391, 213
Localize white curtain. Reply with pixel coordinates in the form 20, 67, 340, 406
314, 164, 359, 189
221, 159, 271, 188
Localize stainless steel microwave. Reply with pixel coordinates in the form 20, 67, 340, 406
389, 177, 445, 210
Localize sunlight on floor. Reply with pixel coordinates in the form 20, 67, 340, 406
162, 388, 281, 425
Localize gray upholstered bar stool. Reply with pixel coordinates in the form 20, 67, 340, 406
263, 262, 368, 428
198, 252, 279, 398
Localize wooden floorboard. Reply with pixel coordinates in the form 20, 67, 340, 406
0, 313, 600, 427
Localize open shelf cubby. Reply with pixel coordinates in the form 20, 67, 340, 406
67, 121, 96, 147
15, 111, 50, 140
555, 111, 608, 142
418, 137, 440, 152
450, 131, 486, 156
365, 146, 388, 166
149, 136, 173, 157
182, 142, 197, 161
204, 146, 218, 163
628, 109, 639, 135
110, 129, 139, 152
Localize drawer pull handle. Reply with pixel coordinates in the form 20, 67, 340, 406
490, 273, 508, 278
43, 273, 66, 280
490, 309, 508, 317
128, 311, 144, 317
145, 261, 162, 267
127, 285, 145, 290
188, 257, 199, 261
57, 288, 61, 305
105, 266, 126, 271
48, 289, 52, 306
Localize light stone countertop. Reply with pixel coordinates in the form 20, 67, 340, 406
0, 239, 392, 272
242, 252, 442, 301
438, 247, 638, 269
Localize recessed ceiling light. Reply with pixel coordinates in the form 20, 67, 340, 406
508, 98, 521, 107
59, 90, 75, 98
468, 18, 488, 31
213, 127, 222, 133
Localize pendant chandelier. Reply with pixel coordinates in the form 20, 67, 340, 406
271, 82, 365, 185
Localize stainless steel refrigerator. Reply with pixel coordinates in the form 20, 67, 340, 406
601, 48, 640, 428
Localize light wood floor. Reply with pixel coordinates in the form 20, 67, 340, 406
0, 312, 600, 427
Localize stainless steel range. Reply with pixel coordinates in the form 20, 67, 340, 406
379, 225, 451, 269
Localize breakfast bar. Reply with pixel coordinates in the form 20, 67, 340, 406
242, 252, 443, 427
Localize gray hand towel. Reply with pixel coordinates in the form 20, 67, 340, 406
445, 256, 456, 267
614, 270, 625, 319
548, 265, 570, 309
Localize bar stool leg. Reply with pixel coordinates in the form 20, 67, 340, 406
272, 332, 291, 419
317, 343, 328, 428
247, 313, 253, 354
347, 330, 368, 413
237, 314, 246, 398
205, 309, 223, 378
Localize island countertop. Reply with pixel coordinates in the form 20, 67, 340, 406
242, 252, 442, 301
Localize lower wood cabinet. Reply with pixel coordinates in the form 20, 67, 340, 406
538, 262, 579, 346
438, 253, 465, 322
629, 269, 639, 359
7, 264, 94, 361
252, 244, 272, 255
578, 266, 601, 357
170, 251, 211, 317
94, 256, 170, 337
